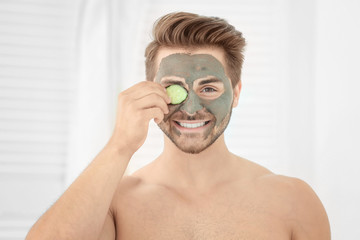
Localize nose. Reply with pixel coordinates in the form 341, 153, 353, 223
179, 90, 203, 115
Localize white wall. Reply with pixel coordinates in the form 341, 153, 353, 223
285, 0, 317, 182
0, 1, 79, 239
314, 0, 360, 238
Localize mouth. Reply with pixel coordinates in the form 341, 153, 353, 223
173, 120, 212, 131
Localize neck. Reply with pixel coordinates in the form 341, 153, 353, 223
154, 134, 236, 190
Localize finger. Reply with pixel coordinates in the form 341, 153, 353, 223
131, 81, 171, 104
143, 107, 164, 124
135, 93, 169, 114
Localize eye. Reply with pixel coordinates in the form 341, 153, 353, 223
201, 87, 217, 93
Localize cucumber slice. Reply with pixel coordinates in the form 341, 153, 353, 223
166, 85, 188, 104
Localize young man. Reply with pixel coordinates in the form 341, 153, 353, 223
26, 12, 331, 240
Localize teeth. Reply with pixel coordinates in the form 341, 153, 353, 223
178, 121, 206, 128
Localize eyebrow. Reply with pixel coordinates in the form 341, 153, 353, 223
161, 79, 187, 86
197, 78, 223, 86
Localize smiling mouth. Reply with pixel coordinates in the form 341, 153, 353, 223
174, 120, 211, 129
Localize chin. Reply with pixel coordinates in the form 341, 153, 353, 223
174, 143, 210, 154
164, 130, 223, 154
157, 110, 232, 154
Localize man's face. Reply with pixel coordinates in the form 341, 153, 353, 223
154, 48, 234, 154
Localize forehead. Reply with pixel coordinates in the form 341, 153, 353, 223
155, 47, 230, 84
155, 47, 227, 76
158, 54, 226, 79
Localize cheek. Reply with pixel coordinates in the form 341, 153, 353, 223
163, 104, 182, 122
203, 93, 232, 125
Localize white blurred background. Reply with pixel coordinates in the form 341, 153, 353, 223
0, 0, 359, 239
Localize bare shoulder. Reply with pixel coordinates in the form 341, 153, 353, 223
113, 174, 146, 198
256, 174, 331, 240
111, 169, 161, 204
236, 157, 330, 239
109, 174, 144, 211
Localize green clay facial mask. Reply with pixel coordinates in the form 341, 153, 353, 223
155, 53, 233, 127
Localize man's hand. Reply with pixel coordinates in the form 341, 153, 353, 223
108, 81, 171, 155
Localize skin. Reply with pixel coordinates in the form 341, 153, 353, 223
25, 47, 331, 240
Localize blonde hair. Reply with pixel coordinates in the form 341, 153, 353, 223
145, 12, 246, 87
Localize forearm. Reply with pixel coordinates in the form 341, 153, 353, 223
25, 81, 169, 240
26, 144, 132, 240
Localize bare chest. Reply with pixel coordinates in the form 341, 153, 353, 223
114, 188, 291, 240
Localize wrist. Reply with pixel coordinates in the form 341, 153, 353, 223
105, 137, 135, 159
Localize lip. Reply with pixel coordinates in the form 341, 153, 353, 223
173, 120, 212, 132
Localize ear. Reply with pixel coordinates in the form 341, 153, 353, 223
232, 81, 242, 108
